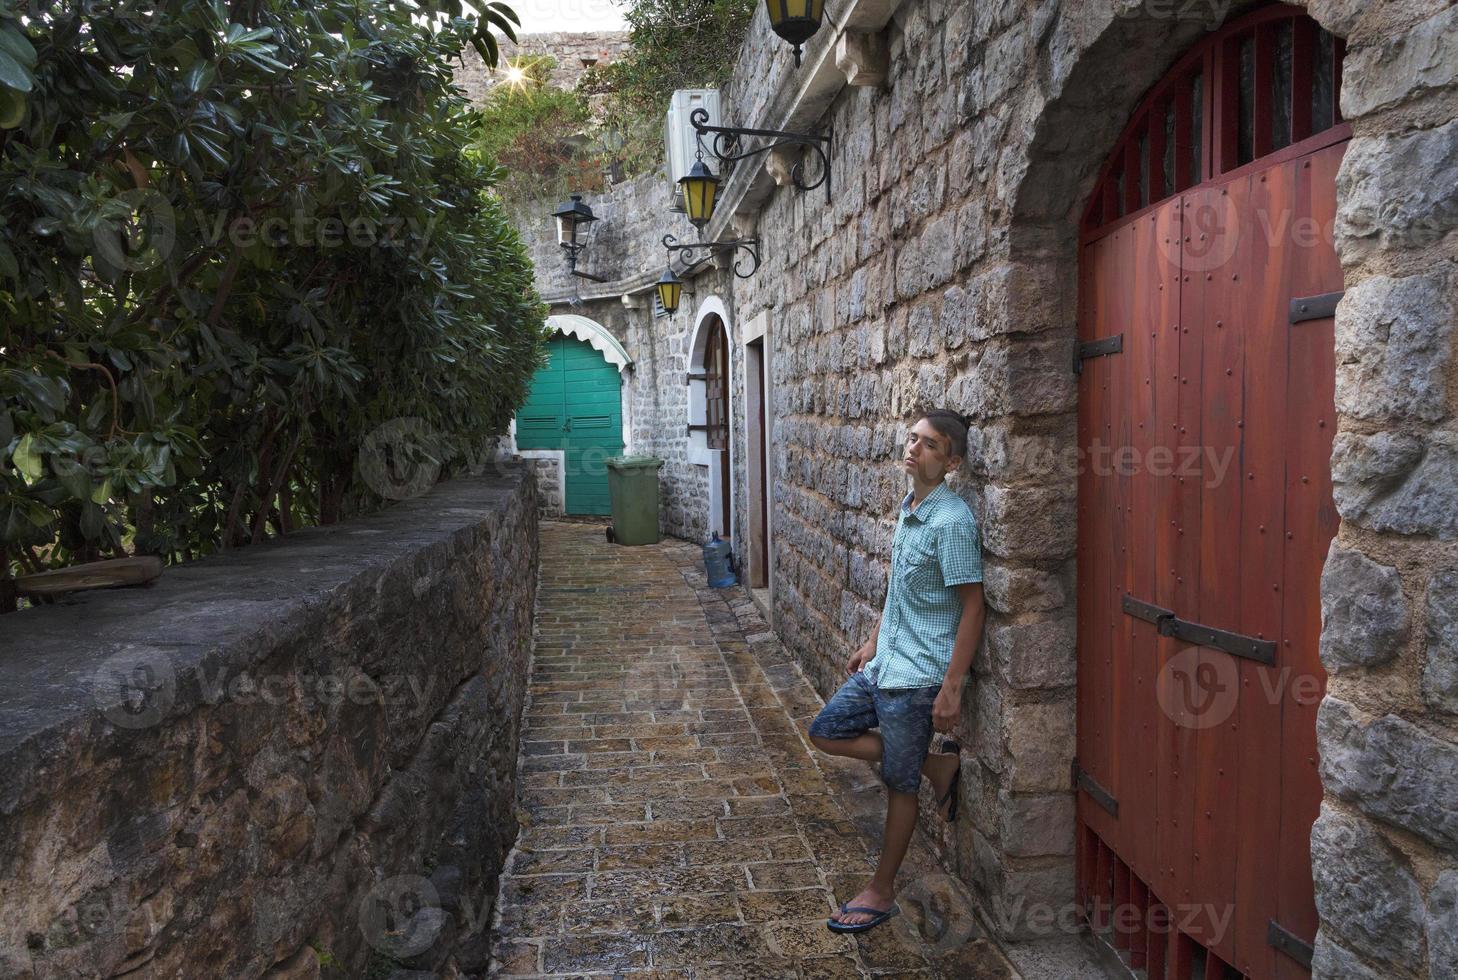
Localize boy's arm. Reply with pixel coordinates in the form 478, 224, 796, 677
933, 583, 984, 730
847, 614, 882, 673
943, 583, 984, 689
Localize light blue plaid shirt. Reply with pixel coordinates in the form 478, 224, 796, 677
864, 481, 983, 690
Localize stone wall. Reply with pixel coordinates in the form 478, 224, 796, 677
516, 170, 672, 304
0, 471, 540, 979
1304, 3, 1458, 978
509, 3, 1458, 972
454, 31, 630, 103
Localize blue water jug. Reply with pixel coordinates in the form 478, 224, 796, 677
703, 533, 737, 588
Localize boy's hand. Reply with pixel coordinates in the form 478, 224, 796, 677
846, 645, 874, 675
932, 686, 961, 733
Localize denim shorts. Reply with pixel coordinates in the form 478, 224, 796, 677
808, 671, 940, 794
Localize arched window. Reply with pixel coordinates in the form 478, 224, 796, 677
1081, 3, 1346, 235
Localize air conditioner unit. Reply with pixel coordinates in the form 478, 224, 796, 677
665, 89, 722, 186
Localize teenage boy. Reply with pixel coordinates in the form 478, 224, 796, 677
808, 408, 984, 933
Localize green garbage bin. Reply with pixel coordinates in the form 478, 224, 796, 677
605, 456, 665, 545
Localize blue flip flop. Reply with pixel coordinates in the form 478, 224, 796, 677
827, 901, 901, 933
937, 738, 962, 824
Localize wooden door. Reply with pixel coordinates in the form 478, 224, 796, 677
517, 335, 624, 515
1075, 9, 1345, 979
705, 317, 731, 535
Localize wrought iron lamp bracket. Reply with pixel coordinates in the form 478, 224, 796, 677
689, 107, 831, 203
662, 233, 761, 280
562, 246, 608, 283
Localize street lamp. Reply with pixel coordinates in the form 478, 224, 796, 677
655, 265, 684, 315
677, 158, 721, 231
682, 107, 831, 232
765, 0, 826, 67
551, 193, 607, 282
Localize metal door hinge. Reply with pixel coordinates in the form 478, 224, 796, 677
1267, 920, 1314, 968
1074, 334, 1123, 375
1071, 758, 1120, 817
1122, 594, 1277, 665
1289, 290, 1343, 324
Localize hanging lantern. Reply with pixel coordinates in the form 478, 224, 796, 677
764, 0, 826, 67
677, 159, 720, 230
655, 266, 684, 314
552, 193, 597, 251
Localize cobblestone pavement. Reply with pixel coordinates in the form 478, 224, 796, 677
489, 522, 1016, 979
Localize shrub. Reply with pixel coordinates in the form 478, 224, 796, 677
0, 0, 547, 607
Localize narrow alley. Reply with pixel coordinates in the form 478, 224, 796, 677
488, 522, 1019, 979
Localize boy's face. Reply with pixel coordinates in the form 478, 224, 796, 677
902, 418, 961, 482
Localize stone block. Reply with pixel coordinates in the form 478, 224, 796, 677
1428, 870, 1458, 980
1006, 695, 1076, 792
1319, 541, 1410, 670
1424, 569, 1458, 714
999, 791, 1075, 858
982, 560, 1068, 614
1318, 697, 1458, 851
987, 615, 1076, 689
894, 212, 956, 299
1333, 430, 1458, 538
1310, 933, 1388, 980
1335, 273, 1453, 424
1336, 119, 1458, 253
1331, 430, 1425, 521
1310, 808, 1425, 974
1341, 5, 1458, 117
980, 484, 1076, 561
991, 860, 1077, 941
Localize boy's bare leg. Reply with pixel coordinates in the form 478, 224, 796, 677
809, 735, 962, 925
809, 731, 883, 762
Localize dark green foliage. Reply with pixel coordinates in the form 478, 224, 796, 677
0, 0, 547, 596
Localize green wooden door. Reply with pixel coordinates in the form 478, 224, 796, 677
516, 335, 623, 515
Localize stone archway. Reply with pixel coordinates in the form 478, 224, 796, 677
997, 4, 1458, 978
963, 0, 1338, 942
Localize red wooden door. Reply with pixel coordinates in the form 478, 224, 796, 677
1075, 9, 1345, 979
705, 317, 731, 535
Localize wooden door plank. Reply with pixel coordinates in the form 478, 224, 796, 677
1106, 221, 1138, 864
1219, 159, 1287, 980
1273, 140, 1344, 980
1078, 236, 1114, 844
1153, 198, 1188, 915
1159, 193, 1204, 924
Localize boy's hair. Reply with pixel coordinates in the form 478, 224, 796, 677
917, 408, 971, 460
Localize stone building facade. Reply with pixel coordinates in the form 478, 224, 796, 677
508, 3, 1458, 977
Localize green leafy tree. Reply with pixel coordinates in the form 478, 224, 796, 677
0, 0, 548, 610
579, 0, 756, 176
469, 54, 604, 202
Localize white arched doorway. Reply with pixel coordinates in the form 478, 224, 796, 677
509, 314, 633, 515
687, 297, 734, 542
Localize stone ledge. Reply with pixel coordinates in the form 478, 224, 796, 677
0, 469, 540, 978
0, 471, 530, 814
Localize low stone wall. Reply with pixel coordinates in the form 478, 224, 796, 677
0, 470, 539, 979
